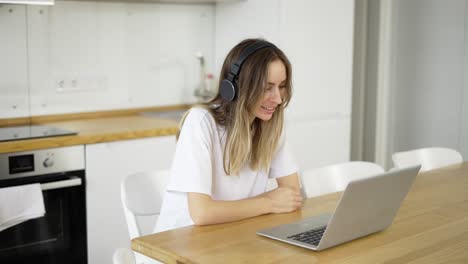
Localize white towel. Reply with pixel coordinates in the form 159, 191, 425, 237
0, 183, 46, 232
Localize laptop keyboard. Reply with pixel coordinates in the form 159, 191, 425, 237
287, 226, 327, 246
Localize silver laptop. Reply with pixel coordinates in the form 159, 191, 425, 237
257, 165, 421, 251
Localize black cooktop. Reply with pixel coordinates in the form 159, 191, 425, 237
0, 125, 77, 142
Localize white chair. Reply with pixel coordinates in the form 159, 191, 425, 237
301, 161, 385, 198
120, 170, 170, 264
392, 147, 463, 172
113, 248, 136, 264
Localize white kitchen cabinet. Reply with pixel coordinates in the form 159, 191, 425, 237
85, 136, 176, 264
0, 4, 30, 118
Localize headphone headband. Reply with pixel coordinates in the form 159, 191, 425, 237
229, 42, 275, 77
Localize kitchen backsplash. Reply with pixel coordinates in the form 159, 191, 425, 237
0, 1, 214, 118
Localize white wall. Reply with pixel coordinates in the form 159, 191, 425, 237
215, 0, 355, 170
1, 1, 214, 118
389, 0, 468, 160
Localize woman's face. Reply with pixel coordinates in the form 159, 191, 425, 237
252, 59, 287, 121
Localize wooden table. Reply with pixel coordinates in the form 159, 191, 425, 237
132, 162, 468, 264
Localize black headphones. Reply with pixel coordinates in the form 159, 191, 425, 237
219, 40, 276, 102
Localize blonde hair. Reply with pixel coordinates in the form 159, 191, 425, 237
178, 39, 292, 175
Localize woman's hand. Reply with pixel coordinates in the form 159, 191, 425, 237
264, 187, 303, 214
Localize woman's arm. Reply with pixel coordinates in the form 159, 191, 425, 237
188, 185, 302, 226
276, 172, 301, 191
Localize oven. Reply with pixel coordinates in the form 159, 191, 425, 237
0, 145, 87, 264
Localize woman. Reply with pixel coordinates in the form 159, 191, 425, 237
155, 39, 302, 233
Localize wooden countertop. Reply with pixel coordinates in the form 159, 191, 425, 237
131, 162, 468, 264
0, 105, 189, 154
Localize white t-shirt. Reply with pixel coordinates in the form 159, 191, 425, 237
154, 107, 298, 233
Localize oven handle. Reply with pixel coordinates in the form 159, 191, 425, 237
41, 177, 82, 191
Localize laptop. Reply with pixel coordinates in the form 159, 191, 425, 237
257, 165, 421, 251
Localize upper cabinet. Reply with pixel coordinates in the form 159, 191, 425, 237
0, 4, 29, 118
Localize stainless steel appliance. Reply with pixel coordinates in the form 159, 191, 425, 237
0, 145, 87, 264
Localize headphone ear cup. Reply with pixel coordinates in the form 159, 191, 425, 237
220, 79, 237, 102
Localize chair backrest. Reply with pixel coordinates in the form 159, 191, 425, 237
121, 170, 170, 240
392, 147, 463, 172
113, 248, 135, 264
301, 161, 385, 198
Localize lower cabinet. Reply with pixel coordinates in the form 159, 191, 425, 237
85, 136, 176, 264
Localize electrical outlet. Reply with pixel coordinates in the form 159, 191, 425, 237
56, 79, 66, 92
55, 74, 107, 93
55, 78, 80, 92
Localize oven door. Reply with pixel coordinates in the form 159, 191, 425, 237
0, 172, 87, 264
